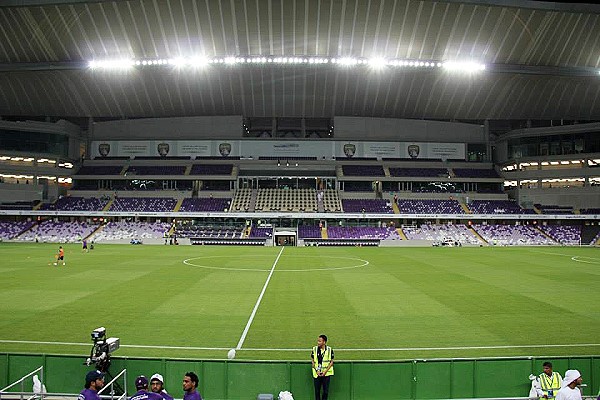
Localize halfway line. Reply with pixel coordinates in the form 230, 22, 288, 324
236, 246, 284, 350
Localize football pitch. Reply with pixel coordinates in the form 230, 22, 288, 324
0, 243, 598, 361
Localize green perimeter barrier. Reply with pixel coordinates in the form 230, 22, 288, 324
1, 353, 598, 399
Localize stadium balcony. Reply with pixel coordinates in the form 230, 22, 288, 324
452, 168, 501, 178
535, 204, 575, 214
125, 165, 187, 175
76, 165, 124, 175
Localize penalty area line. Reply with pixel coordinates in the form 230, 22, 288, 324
1, 340, 598, 352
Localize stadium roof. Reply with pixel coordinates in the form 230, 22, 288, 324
0, 0, 599, 120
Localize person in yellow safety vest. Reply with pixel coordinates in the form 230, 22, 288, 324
311, 334, 334, 400
537, 362, 563, 399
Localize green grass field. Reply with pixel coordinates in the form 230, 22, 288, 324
0, 243, 598, 361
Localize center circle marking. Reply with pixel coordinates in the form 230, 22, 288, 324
183, 255, 369, 272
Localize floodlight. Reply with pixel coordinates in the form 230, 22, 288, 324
368, 57, 387, 69
337, 57, 358, 66
442, 61, 485, 72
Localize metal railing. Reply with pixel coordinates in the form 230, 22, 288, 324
97, 369, 127, 400
0, 366, 44, 400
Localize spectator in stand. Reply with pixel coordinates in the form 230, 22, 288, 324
150, 374, 173, 400
78, 370, 104, 400
130, 376, 163, 400
182, 372, 203, 400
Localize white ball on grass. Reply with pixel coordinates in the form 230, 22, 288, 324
227, 348, 236, 360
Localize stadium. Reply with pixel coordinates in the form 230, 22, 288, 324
0, 0, 599, 399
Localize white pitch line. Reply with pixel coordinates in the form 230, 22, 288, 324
1, 340, 598, 352
571, 256, 600, 264
236, 246, 284, 350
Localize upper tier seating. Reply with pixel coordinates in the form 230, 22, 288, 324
17, 221, 97, 242
231, 188, 252, 211
467, 200, 534, 214
342, 199, 394, 213
126, 166, 186, 175
93, 221, 171, 242
0, 201, 34, 210
327, 226, 400, 240
40, 197, 109, 211
190, 164, 234, 175
322, 190, 342, 212
0, 221, 35, 240
453, 169, 500, 178
473, 224, 554, 245
254, 189, 317, 212
397, 199, 464, 214
389, 168, 448, 177
180, 198, 230, 212
110, 197, 177, 212
402, 224, 480, 245
341, 165, 385, 176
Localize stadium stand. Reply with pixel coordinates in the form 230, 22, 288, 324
254, 189, 317, 212
92, 221, 171, 242
397, 199, 464, 214
466, 200, 533, 214
0, 221, 35, 240
249, 227, 273, 238
388, 167, 448, 177
190, 164, 234, 175
535, 204, 575, 214
403, 224, 481, 245
110, 197, 177, 212
179, 198, 231, 212
40, 196, 108, 211
298, 225, 322, 239
341, 165, 385, 176
472, 224, 555, 245
539, 225, 582, 245
76, 165, 123, 175
17, 221, 97, 243
125, 165, 186, 175
341, 199, 394, 213
452, 168, 501, 178
327, 226, 401, 240
176, 224, 243, 239
230, 188, 252, 211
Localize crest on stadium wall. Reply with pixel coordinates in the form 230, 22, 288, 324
98, 143, 111, 157
408, 144, 420, 159
343, 143, 356, 158
157, 142, 170, 157
219, 143, 232, 157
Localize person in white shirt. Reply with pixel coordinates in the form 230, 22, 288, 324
555, 370, 583, 400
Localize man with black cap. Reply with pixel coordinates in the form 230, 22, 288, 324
150, 374, 173, 400
555, 370, 583, 400
78, 370, 104, 400
130, 376, 164, 400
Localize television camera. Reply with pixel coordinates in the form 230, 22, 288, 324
85, 327, 120, 372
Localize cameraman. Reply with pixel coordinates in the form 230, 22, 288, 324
150, 374, 173, 400
78, 371, 104, 400
130, 376, 164, 400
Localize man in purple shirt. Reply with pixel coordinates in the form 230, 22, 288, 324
182, 372, 203, 400
78, 370, 104, 400
129, 376, 164, 400
150, 374, 173, 400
